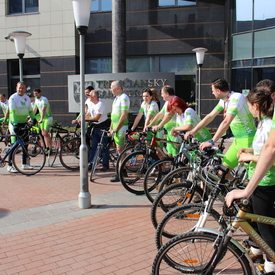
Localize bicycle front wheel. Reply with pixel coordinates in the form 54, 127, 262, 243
152, 232, 253, 275
151, 179, 204, 229
12, 142, 46, 175
119, 150, 159, 195
59, 138, 81, 170
143, 157, 174, 203
156, 203, 227, 249
90, 145, 102, 181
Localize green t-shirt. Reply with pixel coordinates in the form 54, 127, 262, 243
111, 93, 130, 126
9, 93, 35, 124
214, 91, 256, 138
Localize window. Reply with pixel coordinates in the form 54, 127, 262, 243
9, 58, 40, 96
159, 0, 196, 7
232, 0, 252, 33
254, 0, 275, 29
91, 0, 112, 12
8, 0, 38, 15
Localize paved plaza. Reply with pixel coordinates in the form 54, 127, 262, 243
0, 160, 157, 275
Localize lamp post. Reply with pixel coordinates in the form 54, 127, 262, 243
72, 0, 92, 209
7, 31, 32, 81
192, 47, 208, 116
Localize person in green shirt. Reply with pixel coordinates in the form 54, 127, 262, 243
4, 81, 36, 173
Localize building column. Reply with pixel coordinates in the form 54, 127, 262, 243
112, 0, 126, 73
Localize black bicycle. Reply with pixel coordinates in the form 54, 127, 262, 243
0, 124, 46, 175
89, 129, 118, 181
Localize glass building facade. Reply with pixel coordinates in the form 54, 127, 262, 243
231, 0, 275, 92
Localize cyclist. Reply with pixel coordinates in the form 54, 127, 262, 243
227, 87, 275, 273
109, 80, 130, 182
185, 78, 256, 177
85, 90, 110, 171
3, 81, 36, 173
72, 86, 94, 125
131, 89, 159, 134
33, 88, 53, 154
147, 85, 178, 157
0, 93, 9, 137
169, 97, 212, 143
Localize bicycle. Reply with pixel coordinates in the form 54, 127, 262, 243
89, 129, 118, 181
118, 128, 182, 195
152, 197, 275, 274
115, 130, 147, 178
47, 124, 80, 167
150, 140, 248, 229
143, 134, 198, 203
155, 163, 247, 249
0, 124, 46, 175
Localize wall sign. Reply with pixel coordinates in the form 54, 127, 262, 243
68, 72, 175, 113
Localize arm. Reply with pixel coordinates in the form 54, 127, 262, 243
85, 113, 101, 122
144, 113, 154, 130
147, 111, 164, 127
2, 109, 9, 126
199, 113, 234, 150
226, 128, 275, 206
185, 108, 219, 139
156, 112, 174, 129
39, 106, 47, 122
131, 112, 143, 131
171, 124, 192, 136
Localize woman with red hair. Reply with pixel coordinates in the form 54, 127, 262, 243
168, 97, 211, 142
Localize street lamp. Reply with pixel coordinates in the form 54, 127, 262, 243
6, 31, 32, 82
72, 0, 92, 209
192, 47, 208, 116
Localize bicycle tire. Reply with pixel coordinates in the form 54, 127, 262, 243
151, 179, 204, 229
90, 145, 102, 181
143, 157, 175, 203
59, 138, 81, 170
152, 231, 252, 275
47, 137, 60, 167
119, 150, 159, 195
12, 142, 46, 175
158, 166, 195, 193
115, 143, 146, 178
156, 203, 227, 250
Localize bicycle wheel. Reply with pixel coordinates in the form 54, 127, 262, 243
151, 179, 204, 229
156, 203, 227, 250
59, 138, 81, 170
143, 157, 174, 203
115, 143, 146, 177
47, 137, 60, 167
90, 145, 102, 181
152, 232, 252, 275
119, 150, 159, 195
158, 166, 195, 193
12, 142, 46, 175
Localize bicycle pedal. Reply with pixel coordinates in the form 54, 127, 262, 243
256, 265, 266, 275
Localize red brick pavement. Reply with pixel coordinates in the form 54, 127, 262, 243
0, 164, 157, 275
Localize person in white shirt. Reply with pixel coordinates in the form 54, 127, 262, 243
85, 90, 110, 171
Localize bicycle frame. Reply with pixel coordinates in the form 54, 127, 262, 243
0, 133, 29, 163
232, 208, 275, 262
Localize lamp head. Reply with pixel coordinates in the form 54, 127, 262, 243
192, 47, 208, 67
72, 0, 92, 35
8, 31, 32, 56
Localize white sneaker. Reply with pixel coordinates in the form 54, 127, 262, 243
21, 164, 34, 170
7, 166, 18, 173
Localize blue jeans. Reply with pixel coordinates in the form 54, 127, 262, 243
89, 128, 109, 169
